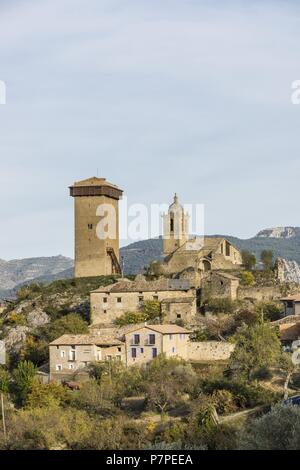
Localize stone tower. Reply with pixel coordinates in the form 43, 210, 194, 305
163, 194, 189, 256
69, 177, 123, 278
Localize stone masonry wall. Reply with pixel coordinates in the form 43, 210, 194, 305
187, 341, 235, 362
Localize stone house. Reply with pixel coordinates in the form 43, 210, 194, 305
280, 295, 300, 316
125, 324, 191, 366
90, 276, 196, 326
49, 333, 125, 382
272, 316, 300, 344
203, 271, 240, 300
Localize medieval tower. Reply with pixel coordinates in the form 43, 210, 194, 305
69, 177, 123, 278
163, 194, 189, 256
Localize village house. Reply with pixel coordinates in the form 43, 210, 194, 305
90, 275, 197, 326
280, 295, 300, 316
49, 333, 125, 382
124, 324, 191, 366
202, 271, 240, 300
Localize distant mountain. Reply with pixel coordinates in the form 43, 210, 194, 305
120, 238, 164, 275
3, 227, 300, 298
0, 256, 74, 298
256, 227, 300, 239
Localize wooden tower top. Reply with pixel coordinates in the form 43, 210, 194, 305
69, 177, 123, 200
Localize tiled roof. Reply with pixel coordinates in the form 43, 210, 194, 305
73, 177, 120, 189
91, 276, 191, 293
125, 323, 192, 335
280, 295, 300, 302
50, 334, 124, 346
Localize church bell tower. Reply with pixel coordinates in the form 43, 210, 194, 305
163, 194, 189, 257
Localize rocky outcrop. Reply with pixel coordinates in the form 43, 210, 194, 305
256, 227, 300, 239
275, 257, 300, 284
4, 326, 30, 353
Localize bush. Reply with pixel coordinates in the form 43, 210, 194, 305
115, 311, 147, 326
239, 404, 300, 450
255, 301, 283, 322
205, 298, 238, 315
240, 271, 255, 286
211, 390, 236, 415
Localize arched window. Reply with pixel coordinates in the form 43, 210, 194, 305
170, 217, 174, 232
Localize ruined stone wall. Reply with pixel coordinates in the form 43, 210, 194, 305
187, 341, 235, 362
237, 285, 283, 302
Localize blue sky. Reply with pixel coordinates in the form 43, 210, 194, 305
0, 0, 300, 259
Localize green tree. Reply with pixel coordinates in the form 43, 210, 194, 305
0, 368, 10, 394
239, 404, 300, 450
13, 361, 37, 405
142, 355, 196, 418
143, 300, 161, 320
26, 381, 68, 409
229, 322, 281, 381
261, 250, 274, 270
241, 250, 256, 271
240, 271, 255, 286
40, 313, 89, 342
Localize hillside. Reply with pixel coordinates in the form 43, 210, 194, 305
2, 230, 300, 299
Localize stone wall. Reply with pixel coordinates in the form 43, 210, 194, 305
237, 285, 283, 302
187, 341, 235, 362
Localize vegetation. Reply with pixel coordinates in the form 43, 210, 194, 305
240, 271, 255, 286
241, 250, 257, 271
260, 250, 274, 270
229, 322, 282, 380
115, 300, 162, 326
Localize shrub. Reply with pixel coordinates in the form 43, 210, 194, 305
239, 404, 300, 450
115, 311, 147, 326
255, 301, 283, 322
240, 271, 255, 286
205, 298, 238, 314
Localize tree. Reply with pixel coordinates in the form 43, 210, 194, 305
241, 250, 256, 271
13, 361, 37, 405
144, 261, 164, 279
261, 250, 274, 270
26, 381, 68, 409
40, 313, 89, 342
229, 322, 281, 380
143, 300, 161, 320
240, 271, 255, 286
142, 355, 196, 418
239, 404, 300, 450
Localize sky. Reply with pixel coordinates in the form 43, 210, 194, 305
0, 0, 300, 260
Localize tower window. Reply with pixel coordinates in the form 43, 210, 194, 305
170, 218, 174, 232
88, 224, 93, 230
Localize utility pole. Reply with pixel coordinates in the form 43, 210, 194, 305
1, 393, 6, 442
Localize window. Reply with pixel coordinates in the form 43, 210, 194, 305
56, 364, 62, 371
117, 297, 122, 303
149, 334, 155, 345
177, 314, 181, 319
69, 349, 76, 361
172, 347, 176, 354
225, 241, 230, 257
88, 223, 93, 230
287, 301, 294, 309
103, 298, 108, 303
131, 348, 137, 359
170, 218, 174, 232
140, 348, 144, 353
97, 351, 101, 361
152, 348, 157, 358
138, 296, 144, 302
153, 295, 159, 301
60, 350, 65, 358
169, 334, 173, 340
104, 310, 107, 314
116, 355, 121, 361
118, 347, 122, 352
106, 355, 112, 361
133, 334, 140, 345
